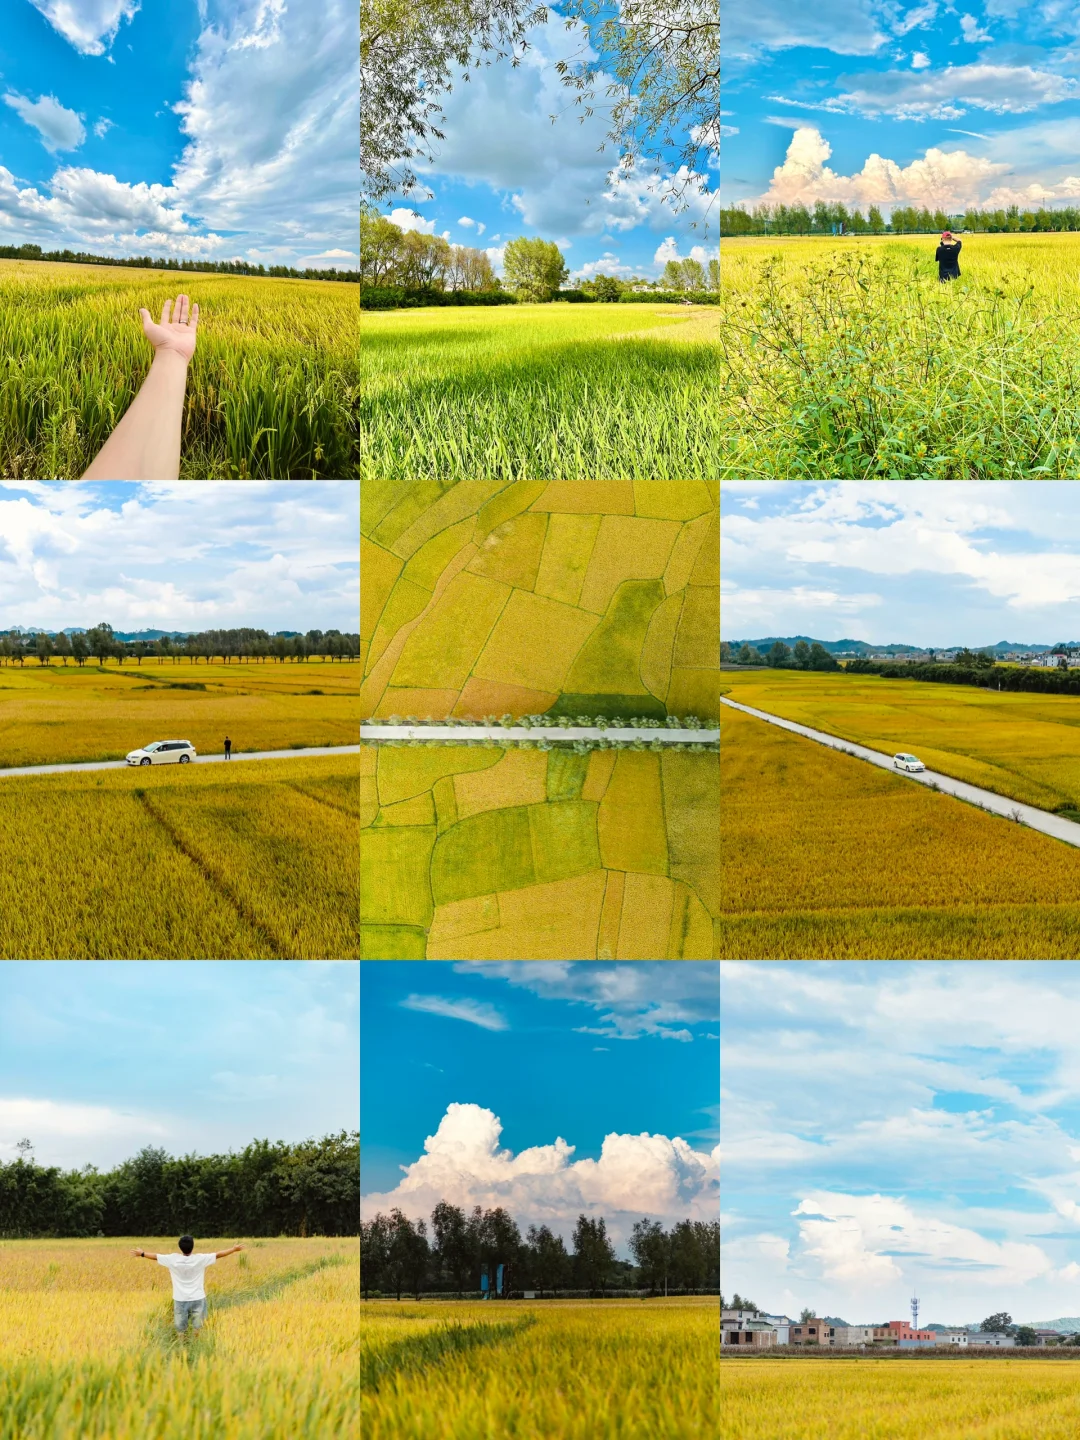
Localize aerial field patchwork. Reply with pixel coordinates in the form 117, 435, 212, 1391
360, 481, 720, 959
357, 307, 722, 480
0, 1237, 360, 1438
360, 1298, 718, 1439
719, 701, 1080, 959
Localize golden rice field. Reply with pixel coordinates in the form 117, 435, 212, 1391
360, 1298, 718, 1439
719, 233, 1080, 477
721, 667, 1080, 812
361, 480, 720, 722
360, 743, 718, 958
0, 261, 359, 479
0, 658, 360, 768
0, 754, 361, 959
719, 702, 1080, 959
0, 1237, 360, 1438
721, 1358, 1080, 1439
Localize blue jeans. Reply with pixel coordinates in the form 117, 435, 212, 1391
174, 1298, 207, 1332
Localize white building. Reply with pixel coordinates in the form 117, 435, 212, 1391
966, 1332, 1015, 1347
933, 1330, 969, 1346
761, 1314, 793, 1345
828, 1325, 874, 1347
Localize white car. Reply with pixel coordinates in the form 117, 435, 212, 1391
126, 740, 197, 766
893, 752, 925, 773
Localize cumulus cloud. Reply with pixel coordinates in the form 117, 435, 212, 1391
911, 51, 931, 68
28, 0, 141, 56
457, 216, 486, 235
386, 207, 436, 234
573, 254, 641, 280
400, 995, 508, 1031
755, 125, 1009, 209
653, 237, 714, 265
3, 92, 86, 153
959, 12, 993, 42
360, 1103, 719, 1250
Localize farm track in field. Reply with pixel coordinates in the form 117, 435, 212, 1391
0, 744, 361, 778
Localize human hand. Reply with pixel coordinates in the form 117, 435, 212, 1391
140, 295, 199, 363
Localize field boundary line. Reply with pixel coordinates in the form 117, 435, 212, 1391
280, 780, 360, 821
721, 696, 1080, 849
358, 1315, 536, 1393
133, 790, 295, 958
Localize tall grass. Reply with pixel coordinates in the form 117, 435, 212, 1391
358, 305, 722, 478
0, 261, 359, 478
719, 234, 1080, 477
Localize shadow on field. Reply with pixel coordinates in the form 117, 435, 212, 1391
359, 1316, 535, 1392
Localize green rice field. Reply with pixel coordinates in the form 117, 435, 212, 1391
357, 306, 722, 479
719, 233, 1080, 478
0, 260, 359, 479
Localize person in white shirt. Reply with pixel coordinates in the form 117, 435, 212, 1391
133, 1235, 244, 1335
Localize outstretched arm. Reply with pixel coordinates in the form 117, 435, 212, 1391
82, 295, 199, 480
215, 1243, 245, 1259
132, 1248, 159, 1259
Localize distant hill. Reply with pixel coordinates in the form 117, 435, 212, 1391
725, 635, 1066, 655
1022, 1317, 1080, 1332
3, 626, 301, 640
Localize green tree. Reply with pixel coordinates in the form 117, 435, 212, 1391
572, 1213, 616, 1296
34, 633, 53, 666
53, 631, 72, 666
981, 1312, 1013, 1334
360, 211, 406, 283
525, 1223, 570, 1297
809, 642, 839, 671
737, 643, 754, 664
431, 1200, 474, 1296
868, 205, 885, 235
767, 641, 791, 668
630, 1218, 671, 1293
503, 237, 569, 301
1016, 1326, 1037, 1346
793, 639, 811, 669
70, 632, 89, 667
707, 256, 719, 289
591, 274, 622, 302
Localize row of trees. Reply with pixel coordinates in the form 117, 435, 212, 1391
849, 659, 1080, 695
0, 624, 360, 666
361, 1203, 719, 1300
721, 639, 840, 672
0, 1133, 359, 1238
722, 200, 1080, 237
0, 242, 357, 282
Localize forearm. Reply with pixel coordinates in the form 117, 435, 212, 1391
82, 351, 190, 479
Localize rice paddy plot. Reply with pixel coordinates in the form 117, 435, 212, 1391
0, 1237, 360, 1439
719, 702, 1080, 959
356, 307, 722, 479
360, 1298, 718, 1440
0, 261, 359, 479
719, 233, 1080, 478
0, 755, 361, 959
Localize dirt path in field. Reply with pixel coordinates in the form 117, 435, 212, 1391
721, 696, 1080, 849
0, 744, 361, 778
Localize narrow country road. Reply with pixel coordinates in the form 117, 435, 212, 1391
721, 696, 1080, 850
0, 744, 361, 779
361, 724, 720, 743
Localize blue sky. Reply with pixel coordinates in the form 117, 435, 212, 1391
0, 1, 358, 268
0, 480, 360, 632
0, 961, 358, 1171
722, 962, 1080, 1326
360, 962, 719, 1255
381, 5, 717, 283
723, 1, 1080, 216
721, 481, 1080, 647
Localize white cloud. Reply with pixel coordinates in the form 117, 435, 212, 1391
892, 1, 938, 35
485, 243, 507, 273
959, 13, 993, 42
387, 207, 436, 234
911, 51, 932, 69
3, 92, 86, 153
724, 0, 887, 61
653, 237, 714, 266
93, 117, 114, 138
457, 216, 486, 235
360, 1102, 719, 1251
573, 254, 640, 280
771, 64, 1080, 120
399, 995, 508, 1031
720, 125, 740, 137
0, 1096, 166, 1153
755, 125, 1009, 209
28, 0, 140, 56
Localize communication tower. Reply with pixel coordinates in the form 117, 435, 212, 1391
911, 1292, 919, 1331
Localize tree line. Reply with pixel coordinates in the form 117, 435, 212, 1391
0, 623, 360, 666
0, 1133, 359, 1238
0, 242, 358, 283
845, 657, 1080, 695
722, 639, 840, 671
722, 200, 1080, 238
361, 1202, 720, 1300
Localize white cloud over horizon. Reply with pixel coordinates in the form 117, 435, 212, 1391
4, 91, 86, 153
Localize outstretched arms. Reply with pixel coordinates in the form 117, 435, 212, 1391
215, 1243, 245, 1259
132, 1248, 159, 1259
81, 295, 199, 480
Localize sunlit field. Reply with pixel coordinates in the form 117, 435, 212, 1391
358, 305, 722, 479
719, 233, 1080, 477
0, 261, 359, 479
721, 1358, 1080, 1440
719, 700, 1080, 959
0, 1237, 359, 1439
359, 1297, 718, 1439
0, 658, 360, 768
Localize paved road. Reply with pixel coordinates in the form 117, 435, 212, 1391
721, 696, 1080, 850
0, 744, 361, 779
361, 724, 720, 743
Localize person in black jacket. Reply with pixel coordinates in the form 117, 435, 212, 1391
935, 231, 962, 282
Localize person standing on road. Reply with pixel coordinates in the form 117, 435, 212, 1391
132, 1235, 244, 1336
224, 735, 232, 760
935, 231, 962, 282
